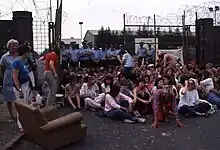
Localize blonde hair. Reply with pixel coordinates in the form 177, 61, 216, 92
7, 39, 18, 49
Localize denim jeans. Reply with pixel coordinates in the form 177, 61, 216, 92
178, 103, 211, 117
106, 100, 136, 121
119, 100, 129, 108
106, 109, 136, 121
44, 71, 57, 106
123, 67, 132, 79
207, 92, 220, 107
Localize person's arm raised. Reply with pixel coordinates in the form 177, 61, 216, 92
181, 80, 188, 95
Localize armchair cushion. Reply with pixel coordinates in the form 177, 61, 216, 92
40, 112, 83, 133
38, 106, 58, 121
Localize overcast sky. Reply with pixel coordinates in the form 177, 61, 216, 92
0, 0, 216, 39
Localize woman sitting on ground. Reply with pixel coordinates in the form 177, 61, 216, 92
65, 74, 81, 110
152, 84, 185, 128
200, 71, 220, 107
105, 85, 145, 124
178, 78, 211, 117
101, 74, 114, 93
133, 78, 152, 116
80, 75, 105, 111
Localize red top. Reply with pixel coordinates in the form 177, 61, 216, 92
44, 52, 57, 72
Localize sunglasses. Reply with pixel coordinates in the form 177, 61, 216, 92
188, 82, 194, 85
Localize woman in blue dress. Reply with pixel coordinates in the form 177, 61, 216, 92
0, 39, 18, 119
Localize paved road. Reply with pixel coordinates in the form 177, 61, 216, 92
1, 105, 220, 150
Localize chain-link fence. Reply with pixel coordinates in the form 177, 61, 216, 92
33, 20, 49, 54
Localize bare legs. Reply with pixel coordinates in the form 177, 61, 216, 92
7, 102, 14, 119
67, 94, 81, 110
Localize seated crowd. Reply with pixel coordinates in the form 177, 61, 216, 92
60, 56, 219, 128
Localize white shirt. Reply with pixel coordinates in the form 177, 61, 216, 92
122, 53, 133, 67
101, 83, 111, 93
178, 88, 199, 108
80, 83, 99, 99
152, 86, 157, 94
200, 78, 214, 92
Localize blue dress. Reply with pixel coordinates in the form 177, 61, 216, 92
0, 52, 17, 102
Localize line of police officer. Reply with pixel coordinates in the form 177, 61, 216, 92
61, 41, 126, 69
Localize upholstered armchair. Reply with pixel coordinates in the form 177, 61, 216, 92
14, 101, 87, 150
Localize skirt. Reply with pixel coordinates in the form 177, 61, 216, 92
3, 84, 16, 102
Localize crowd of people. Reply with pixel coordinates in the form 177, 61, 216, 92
1, 39, 220, 133
59, 41, 219, 128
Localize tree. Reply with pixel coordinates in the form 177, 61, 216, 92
136, 26, 142, 36
105, 27, 111, 36
156, 27, 161, 36
115, 30, 119, 35
111, 30, 115, 35
136, 24, 149, 37
142, 24, 147, 31
175, 27, 181, 35
97, 26, 106, 39
168, 27, 173, 35
162, 29, 167, 35
96, 26, 123, 47
126, 28, 133, 36
149, 29, 153, 36
96, 26, 106, 47
98, 26, 105, 34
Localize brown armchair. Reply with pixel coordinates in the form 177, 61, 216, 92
14, 101, 87, 150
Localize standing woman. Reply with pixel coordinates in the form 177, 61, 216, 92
12, 45, 33, 132
24, 41, 38, 88
13, 45, 32, 103
117, 49, 134, 80
39, 48, 58, 106
0, 39, 18, 120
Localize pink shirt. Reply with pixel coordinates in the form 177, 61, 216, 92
105, 92, 133, 112
116, 93, 133, 103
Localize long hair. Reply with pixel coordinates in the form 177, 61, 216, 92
24, 41, 32, 47
154, 77, 164, 88
109, 85, 120, 98
202, 70, 212, 80
104, 74, 114, 87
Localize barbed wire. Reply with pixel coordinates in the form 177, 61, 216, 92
125, 1, 220, 26
0, 0, 67, 24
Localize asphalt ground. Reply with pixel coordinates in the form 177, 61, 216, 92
1, 104, 220, 150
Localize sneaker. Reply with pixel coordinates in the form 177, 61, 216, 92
213, 105, 218, 110
136, 118, 146, 124
124, 119, 135, 124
